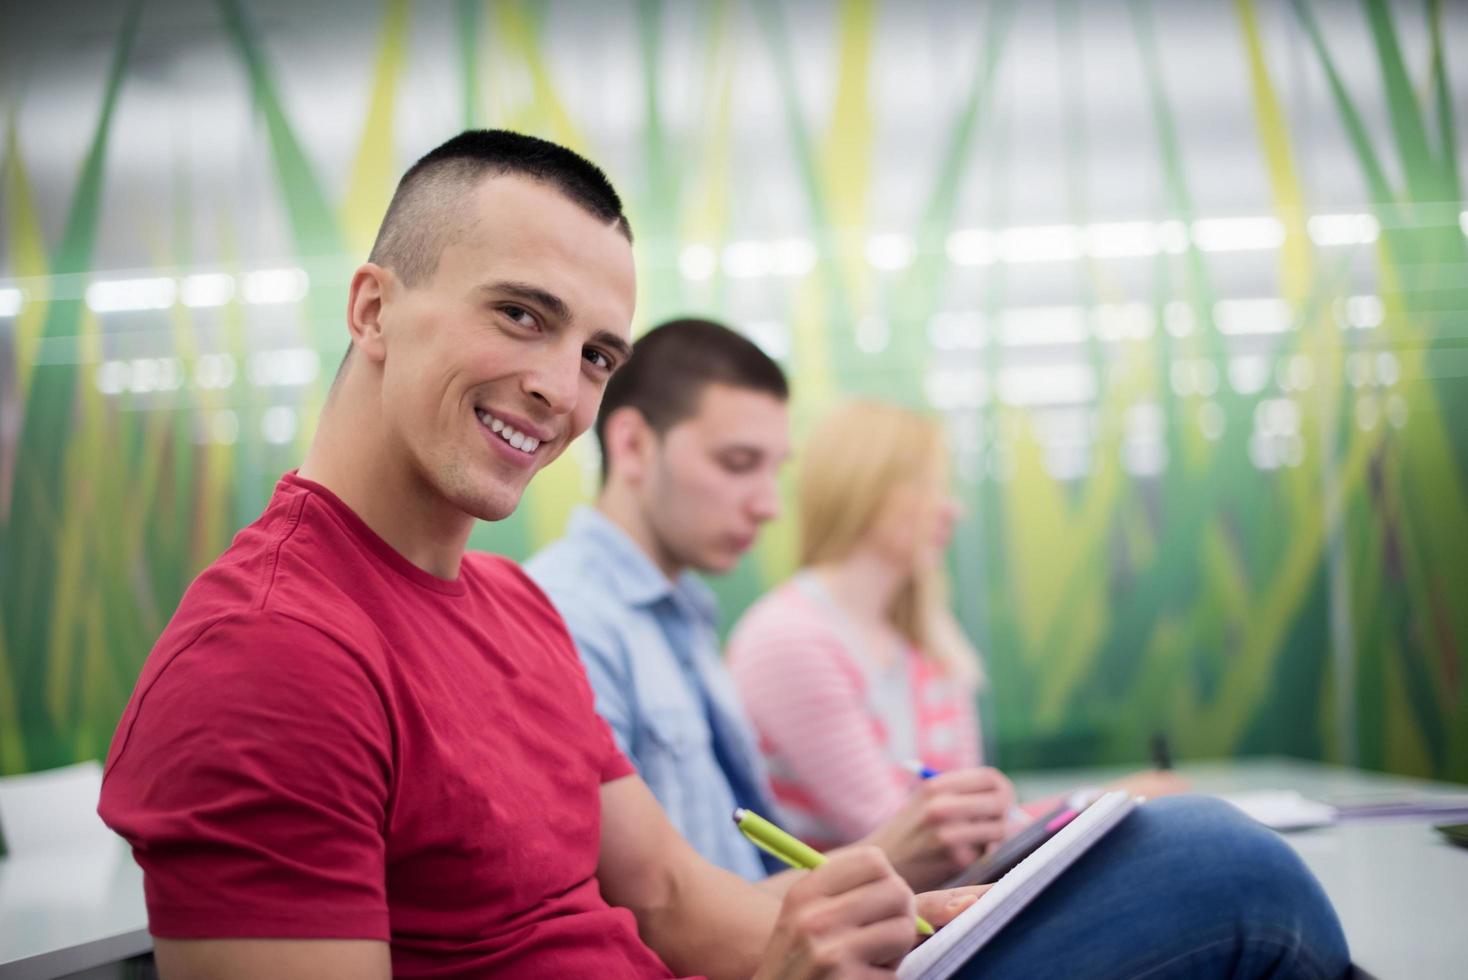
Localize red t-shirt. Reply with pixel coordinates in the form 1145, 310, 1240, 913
100, 472, 686, 979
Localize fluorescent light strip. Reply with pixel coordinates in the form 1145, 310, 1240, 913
679, 244, 717, 281
181, 273, 235, 308
1308, 213, 1379, 246
242, 268, 308, 305
1190, 217, 1285, 252
0, 287, 23, 317
262, 406, 299, 445
928, 311, 986, 350
996, 363, 1096, 407
1214, 297, 1292, 335
722, 239, 816, 279
247, 348, 320, 387
85, 277, 176, 313
998, 305, 1088, 347
713, 206, 1405, 278
865, 233, 915, 271
1084, 222, 1160, 258
998, 225, 1081, 263
1094, 302, 1154, 341
946, 229, 996, 266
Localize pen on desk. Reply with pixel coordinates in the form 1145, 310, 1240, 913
1150, 733, 1173, 772
903, 759, 1030, 826
732, 807, 935, 936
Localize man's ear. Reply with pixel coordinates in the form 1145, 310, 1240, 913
602, 406, 657, 486
346, 263, 393, 364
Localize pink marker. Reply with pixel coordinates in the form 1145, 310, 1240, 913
1045, 808, 1080, 833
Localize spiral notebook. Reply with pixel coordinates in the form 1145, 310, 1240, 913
897, 790, 1138, 980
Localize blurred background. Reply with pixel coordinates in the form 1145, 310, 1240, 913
1, 0, 1464, 783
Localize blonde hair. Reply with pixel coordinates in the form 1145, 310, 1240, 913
797, 400, 982, 686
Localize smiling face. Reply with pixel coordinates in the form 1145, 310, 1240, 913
372, 175, 636, 522
637, 383, 791, 576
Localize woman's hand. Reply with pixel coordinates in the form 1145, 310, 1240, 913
861, 767, 1017, 891
915, 885, 990, 935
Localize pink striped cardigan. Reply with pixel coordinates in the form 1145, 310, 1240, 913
726, 574, 980, 850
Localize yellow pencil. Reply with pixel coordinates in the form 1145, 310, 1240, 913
732, 807, 934, 936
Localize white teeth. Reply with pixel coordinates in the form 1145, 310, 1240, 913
477, 408, 541, 455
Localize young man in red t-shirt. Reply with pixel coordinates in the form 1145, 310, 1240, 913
98, 131, 976, 979
100, 131, 1351, 980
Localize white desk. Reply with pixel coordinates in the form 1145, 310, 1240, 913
1012, 757, 1468, 980
0, 834, 149, 979
1, 756, 1461, 978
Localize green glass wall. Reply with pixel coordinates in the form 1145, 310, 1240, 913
1, 0, 1465, 781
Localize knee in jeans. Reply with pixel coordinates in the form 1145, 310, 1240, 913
1141, 795, 1349, 973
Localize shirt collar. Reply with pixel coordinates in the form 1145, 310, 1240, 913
565, 506, 720, 626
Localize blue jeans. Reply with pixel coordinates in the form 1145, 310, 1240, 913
953, 795, 1350, 979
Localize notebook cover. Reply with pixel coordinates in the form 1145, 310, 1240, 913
897, 791, 1138, 980
938, 802, 1071, 889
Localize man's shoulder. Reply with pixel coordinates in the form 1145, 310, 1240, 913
524, 531, 605, 589
524, 538, 631, 617
526, 545, 646, 673
153, 489, 399, 684
183, 521, 377, 646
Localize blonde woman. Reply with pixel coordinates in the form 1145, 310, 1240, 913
727, 400, 989, 850
728, 400, 1183, 852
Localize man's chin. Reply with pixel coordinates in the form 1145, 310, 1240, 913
693, 550, 743, 576
455, 483, 527, 523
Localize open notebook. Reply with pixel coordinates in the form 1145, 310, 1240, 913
897, 790, 1137, 980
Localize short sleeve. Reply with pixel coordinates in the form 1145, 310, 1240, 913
539, 601, 637, 784
593, 712, 636, 784
100, 612, 393, 940
506, 564, 637, 786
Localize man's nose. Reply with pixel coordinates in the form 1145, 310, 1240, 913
750, 473, 782, 522
523, 343, 580, 415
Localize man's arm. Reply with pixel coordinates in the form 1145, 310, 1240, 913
100, 615, 396, 979
151, 939, 389, 980
597, 774, 778, 978
598, 774, 929, 980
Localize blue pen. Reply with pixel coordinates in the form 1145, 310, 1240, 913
902, 759, 941, 780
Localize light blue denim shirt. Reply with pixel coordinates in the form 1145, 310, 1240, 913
525, 507, 769, 879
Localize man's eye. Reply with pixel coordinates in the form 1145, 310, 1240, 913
718, 454, 759, 474
584, 348, 613, 371
502, 305, 537, 328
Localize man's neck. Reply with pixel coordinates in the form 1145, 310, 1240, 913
298, 386, 474, 581
594, 482, 684, 583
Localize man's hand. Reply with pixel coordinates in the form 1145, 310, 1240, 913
752, 847, 920, 979
861, 768, 1016, 891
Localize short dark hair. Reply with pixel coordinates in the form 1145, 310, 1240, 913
595, 318, 789, 479
368, 129, 632, 287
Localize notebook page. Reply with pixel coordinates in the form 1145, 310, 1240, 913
897, 791, 1137, 980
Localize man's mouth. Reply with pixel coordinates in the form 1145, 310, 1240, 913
475, 408, 542, 455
